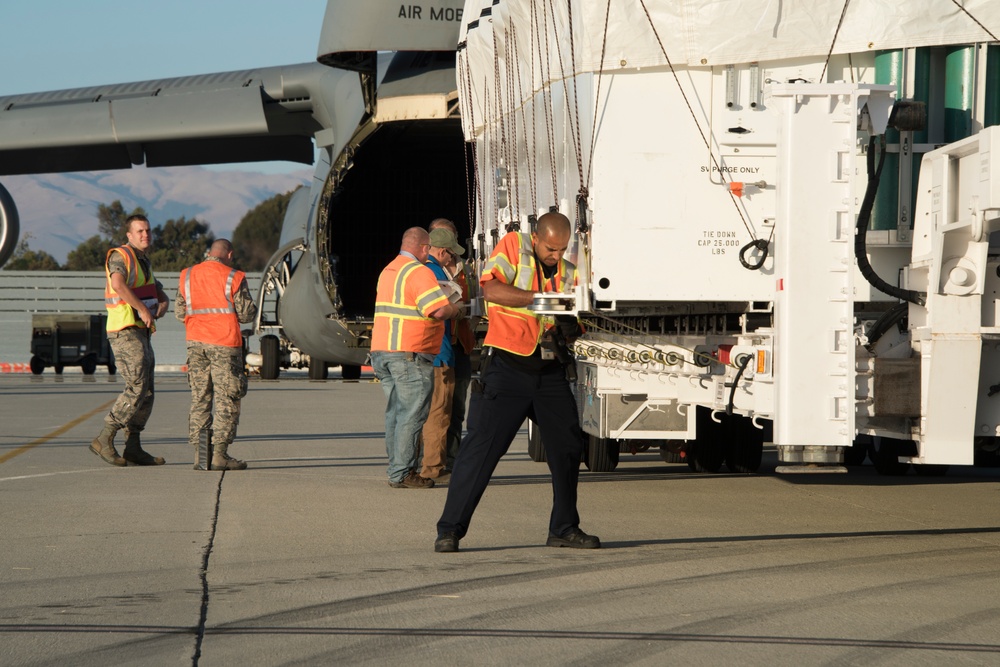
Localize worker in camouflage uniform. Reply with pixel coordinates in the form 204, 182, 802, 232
91, 214, 170, 467
176, 239, 257, 470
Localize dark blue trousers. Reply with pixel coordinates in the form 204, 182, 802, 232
437, 351, 585, 540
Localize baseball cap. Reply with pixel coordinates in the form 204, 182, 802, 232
429, 228, 465, 256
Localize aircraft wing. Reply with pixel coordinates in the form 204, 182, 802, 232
0, 62, 359, 176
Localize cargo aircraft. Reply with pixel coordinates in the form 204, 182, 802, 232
0, 0, 472, 379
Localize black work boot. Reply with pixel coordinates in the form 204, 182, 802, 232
122, 431, 165, 466
90, 424, 126, 466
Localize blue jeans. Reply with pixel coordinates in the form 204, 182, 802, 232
371, 351, 435, 483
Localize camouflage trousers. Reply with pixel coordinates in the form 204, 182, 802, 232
105, 327, 155, 434
186, 343, 248, 455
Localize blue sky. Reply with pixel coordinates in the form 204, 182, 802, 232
1, 0, 329, 172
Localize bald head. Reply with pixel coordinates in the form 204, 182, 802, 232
532, 212, 572, 268
209, 239, 234, 266
401, 227, 431, 263
535, 212, 571, 239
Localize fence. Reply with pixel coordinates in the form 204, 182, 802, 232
0, 271, 262, 371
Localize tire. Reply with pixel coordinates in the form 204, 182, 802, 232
308, 357, 328, 380
81, 355, 97, 375
527, 419, 547, 462
723, 416, 764, 474
687, 407, 726, 473
869, 436, 912, 476
341, 364, 362, 380
974, 441, 1000, 467
260, 335, 280, 380
29, 356, 45, 375
54, 364, 64, 375
584, 434, 619, 472
844, 435, 870, 466
107, 363, 117, 375
659, 440, 684, 463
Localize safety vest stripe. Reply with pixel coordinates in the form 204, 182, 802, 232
389, 316, 402, 349
185, 266, 237, 315
501, 304, 537, 316
377, 312, 429, 322
393, 262, 421, 303
104, 246, 143, 303
415, 287, 445, 313
485, 254, 516, 281
375, 304, 421, 317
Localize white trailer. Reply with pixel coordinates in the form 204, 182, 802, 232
457, 1, 1000, 474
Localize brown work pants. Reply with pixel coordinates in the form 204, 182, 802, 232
421, 364, 455, 478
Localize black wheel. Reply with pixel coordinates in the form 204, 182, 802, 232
107, 363, 117, 375
29, 356, 45, 375
308, 357, 328, 380
844, 435, 870, 466
584, 434, 619, 472
869, 436, 912, 476
687, 407, 726, 473
527, 419, 547, 462
54, 364, 64, 375
723, 415, 764, 474
81, 355, 97, 375
974, 439, 1000, 467
659, 440, 684, 463
260, 335, 280, 380
341, 364, 362, 380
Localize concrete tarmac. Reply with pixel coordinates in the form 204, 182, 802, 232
1, 371, 999, 666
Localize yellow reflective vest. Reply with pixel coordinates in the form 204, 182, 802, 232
482, 232, 575, 356
104, 245, 158, 332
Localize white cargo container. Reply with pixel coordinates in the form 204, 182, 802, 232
458, 0, 1000, 475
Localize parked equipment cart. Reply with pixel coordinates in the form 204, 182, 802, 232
29, 314, 115, 375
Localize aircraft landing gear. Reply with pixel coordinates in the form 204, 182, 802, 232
308, 357, 328, 380
260, 335, 280, 380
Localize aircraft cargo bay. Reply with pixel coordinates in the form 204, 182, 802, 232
1, 372, 999, 665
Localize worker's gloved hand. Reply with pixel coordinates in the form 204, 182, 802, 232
553, 315, 583, 344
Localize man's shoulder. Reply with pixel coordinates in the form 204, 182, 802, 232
496, 231, 526, 247
381, 253, 410, 271
106, 246, 128, 271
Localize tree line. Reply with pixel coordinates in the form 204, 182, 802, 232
4, 188, 299, 272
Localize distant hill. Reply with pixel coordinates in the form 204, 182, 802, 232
2, 166, 311, 263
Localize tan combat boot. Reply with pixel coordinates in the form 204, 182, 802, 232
122, 431, 166, 466
90, 424, 126, 466
210, 443, 247, 470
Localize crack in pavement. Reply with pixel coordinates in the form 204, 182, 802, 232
192, 469, 225, 665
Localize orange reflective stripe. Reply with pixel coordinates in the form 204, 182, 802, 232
105, 245, 156, 332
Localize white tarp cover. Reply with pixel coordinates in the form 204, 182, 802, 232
461, 0, 999, 69
459, 0, 999, 131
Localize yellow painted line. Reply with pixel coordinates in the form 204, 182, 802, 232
0, 399, 114, 465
